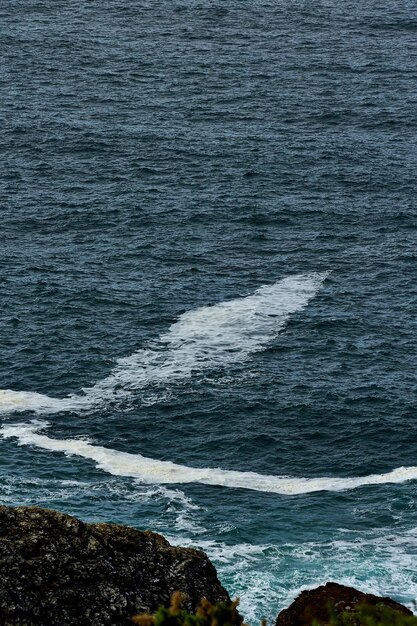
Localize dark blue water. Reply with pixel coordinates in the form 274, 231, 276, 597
1, 1, 417, 621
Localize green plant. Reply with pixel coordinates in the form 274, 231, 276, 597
132, 592, 244, 626
133, 596, 417, 626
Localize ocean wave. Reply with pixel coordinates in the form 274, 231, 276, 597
3, 420, 417, 496
0, 273, 327, 414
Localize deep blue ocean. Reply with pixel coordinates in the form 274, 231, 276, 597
1, 0, 417, 622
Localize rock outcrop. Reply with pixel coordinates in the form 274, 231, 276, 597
1, 505, 413, 626
276, 581, 412, 626
0, 505, 231, 626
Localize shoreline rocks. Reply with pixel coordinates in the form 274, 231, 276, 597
276, 581, 412, 626
0, 505, 413, 625
0, 505, 230, 626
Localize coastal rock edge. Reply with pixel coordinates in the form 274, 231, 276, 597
0, 505, 412, 626
276, 581, 412, 626
0, 505, 230, 626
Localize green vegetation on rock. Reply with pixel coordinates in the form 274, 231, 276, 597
132, 593, 243, 626
133, 594, 417, 626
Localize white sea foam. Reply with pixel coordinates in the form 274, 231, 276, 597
0, 390, 81, 415
171, 534, 417, 623
3, 421, 417, 495
0, 273, 328, 414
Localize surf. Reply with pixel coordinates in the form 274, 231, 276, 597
3, 420, 417, 496
0, 273, 328, 414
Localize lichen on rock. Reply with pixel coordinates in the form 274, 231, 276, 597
0, 505, 231, 626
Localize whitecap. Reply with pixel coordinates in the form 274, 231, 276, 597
0, 273, 328, 414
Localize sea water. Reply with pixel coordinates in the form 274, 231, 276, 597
1, 1, 417, 622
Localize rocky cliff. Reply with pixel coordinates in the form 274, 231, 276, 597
0, 505, 230, 626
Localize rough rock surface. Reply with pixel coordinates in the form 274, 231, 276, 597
276, 581, 412, 626
0, 505, 231, 626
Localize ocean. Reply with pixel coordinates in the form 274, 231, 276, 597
1, 0, 417, 622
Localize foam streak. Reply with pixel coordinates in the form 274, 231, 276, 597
3, 421, 417, 495
0, 273, 327, 414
